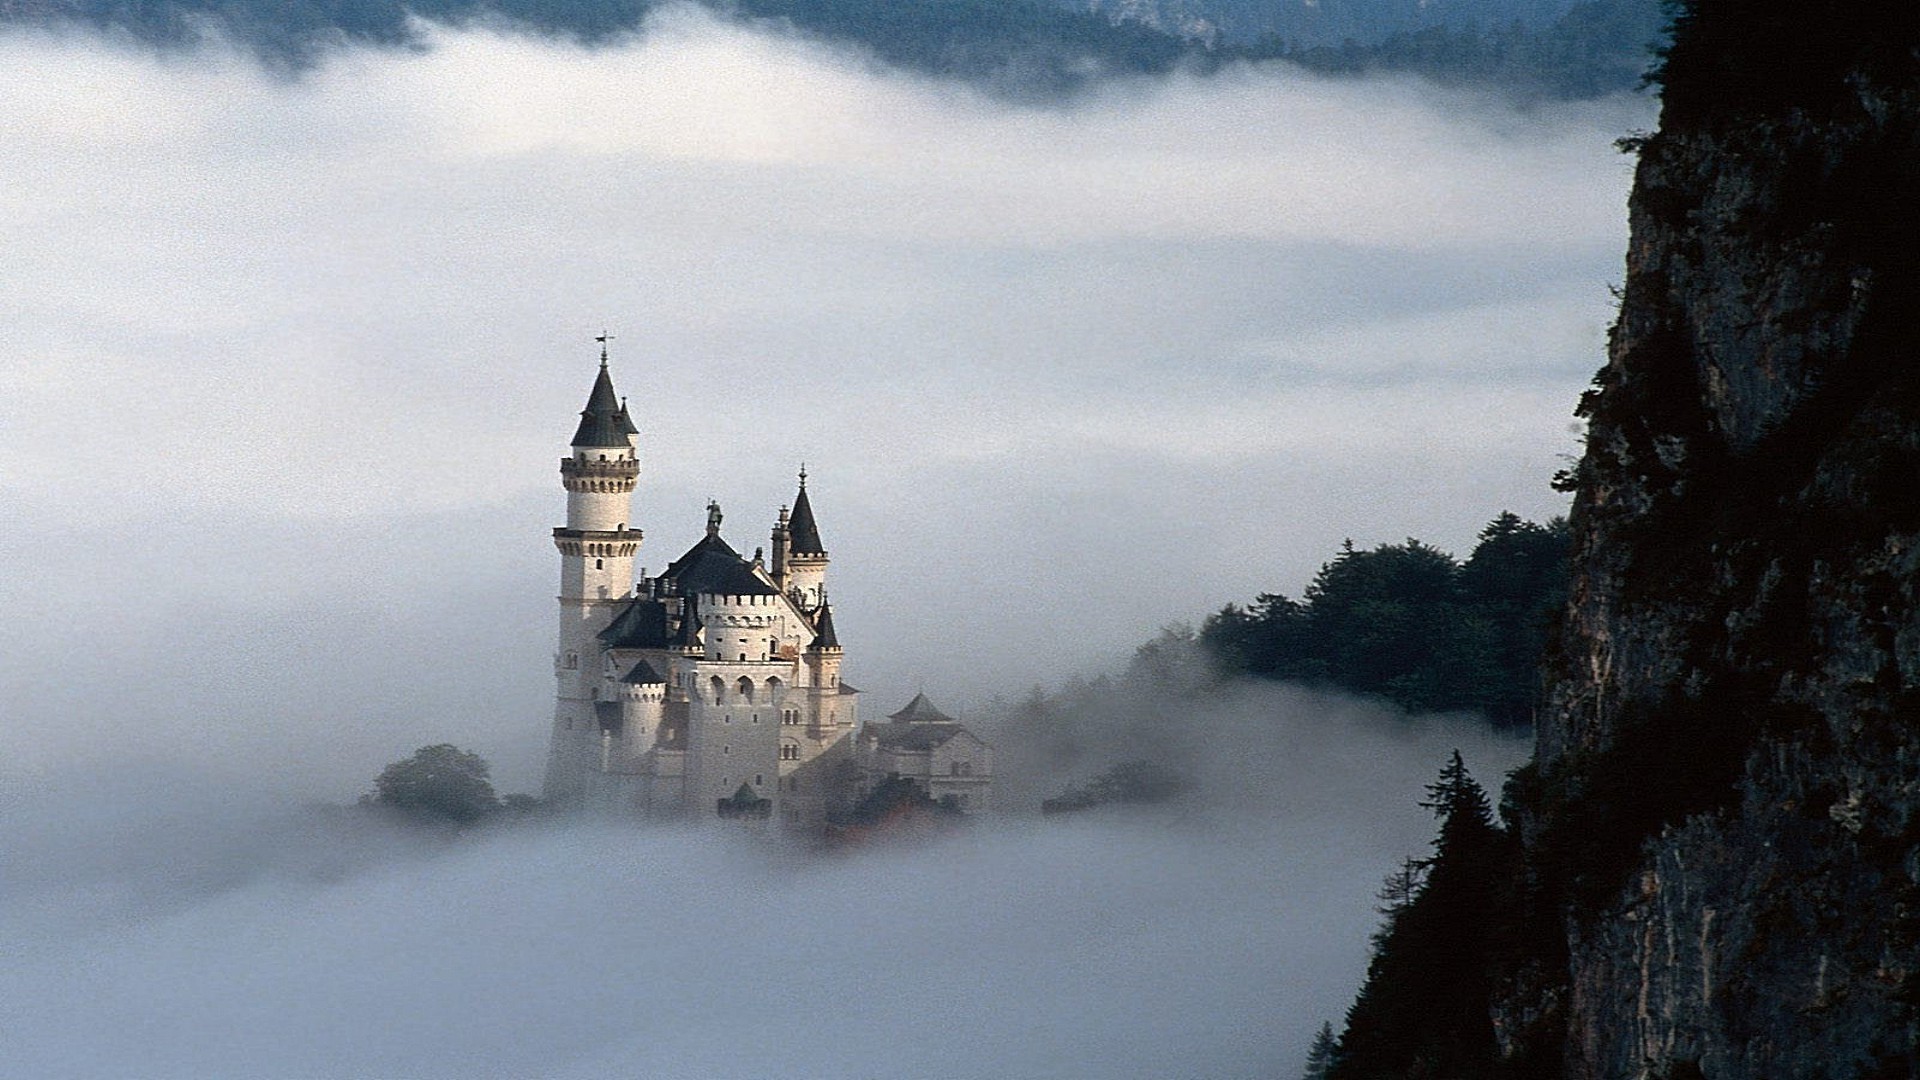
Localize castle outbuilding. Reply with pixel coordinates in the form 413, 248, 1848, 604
542, 348, 990, 824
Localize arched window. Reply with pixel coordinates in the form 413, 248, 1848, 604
709, 675, 726, 705
737, 676, 755, 704
780, 743, 800, 761
766, 675, 784, 703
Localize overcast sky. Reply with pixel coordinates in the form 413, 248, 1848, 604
0, 13, 1646, 1075
0, 13, 1645, 793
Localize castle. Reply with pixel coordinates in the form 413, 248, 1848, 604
542, 348, 992, 824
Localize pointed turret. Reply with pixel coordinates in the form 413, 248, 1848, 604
788, 466, 826, 555
810, 599, 840, 651
783, 467, 829, 609
571, 350, 630, 448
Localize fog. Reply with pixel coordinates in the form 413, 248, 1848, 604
2, 688, 1523, 1078
4, 14, 1624, 1074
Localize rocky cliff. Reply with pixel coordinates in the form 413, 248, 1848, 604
1511, 3, 1920, 1077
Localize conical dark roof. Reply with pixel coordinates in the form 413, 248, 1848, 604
887, 692, 955, 724
789, 483, 825, 555
810, 602, 840, 650
571, 361, 630, 448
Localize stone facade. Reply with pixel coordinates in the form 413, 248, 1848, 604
541, 352, 991, 825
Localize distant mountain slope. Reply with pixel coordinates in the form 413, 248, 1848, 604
1077, 0, 1585, 48
8, 0, 1664, 99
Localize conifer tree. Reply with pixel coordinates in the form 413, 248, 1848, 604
1329, 752, 1505, 1080
1302, 1021, 1338, 1080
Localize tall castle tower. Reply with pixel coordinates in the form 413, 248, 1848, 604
544, 343, 642, 804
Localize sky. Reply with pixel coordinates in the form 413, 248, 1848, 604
0, 10, 1648, 1076
0, 12, 1646, 793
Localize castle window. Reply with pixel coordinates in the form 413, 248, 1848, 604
780, 744, 800, 761
737, 676, 754, 703
710, 675, 725, 704
722, 745, 730, 754
565, 652, 578, 670
754, 774, 763, 786
595, 559, 604, 570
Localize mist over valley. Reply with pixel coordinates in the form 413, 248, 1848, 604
2, 12, 1644, 1075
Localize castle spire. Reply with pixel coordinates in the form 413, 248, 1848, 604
788, 467, 825, 555
810, 596, 840, 650
572, 339, 629, 448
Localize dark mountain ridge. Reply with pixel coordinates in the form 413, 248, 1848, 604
4, 0, 1662, 100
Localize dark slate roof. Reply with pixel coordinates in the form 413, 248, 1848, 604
621, 659, 664, 685
888, 692, 955, 724
810, 602, 840, 650
571, 361, 630, 448
838, 682, 860, 695
661, 533, 778, 597
788, 484, 825, 554
599, 599, 672, 648
869, 722, 963, 752
616, 400, 638, 437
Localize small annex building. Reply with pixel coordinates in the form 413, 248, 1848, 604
857, 693, 993, 815
541, 347, 992, 825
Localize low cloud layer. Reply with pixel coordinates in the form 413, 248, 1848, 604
1, 692, 1523, 1078
1, 14, 1640, 785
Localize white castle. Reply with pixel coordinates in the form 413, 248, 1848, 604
542, 348, 992, 824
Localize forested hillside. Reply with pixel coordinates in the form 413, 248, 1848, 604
5, 0, 1664, 99
1204, 513, 1567, 728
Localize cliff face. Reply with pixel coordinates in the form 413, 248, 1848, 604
1518, 6, 1920, 1077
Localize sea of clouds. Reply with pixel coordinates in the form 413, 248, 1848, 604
1, 682, 1524, 1078
3, 14, 1627, 1074
1, 12, 1644, 788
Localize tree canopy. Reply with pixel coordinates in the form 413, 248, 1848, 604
369, 744, 502, 825
1200, 514, 1568, 727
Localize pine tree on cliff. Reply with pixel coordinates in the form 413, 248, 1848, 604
1330, 752, 1505, 1080
1302, 1021, 1338, 1080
